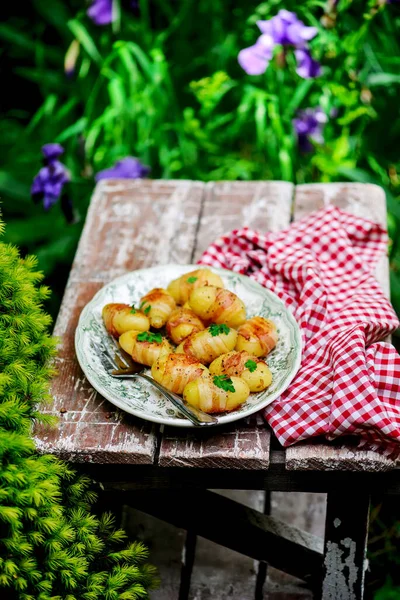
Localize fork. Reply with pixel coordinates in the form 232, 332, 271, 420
91, 338, 217, 426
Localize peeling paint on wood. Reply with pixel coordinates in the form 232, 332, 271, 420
322, 492, 370, 600
159, 182, 294, 469
34, 180, 204, 463
322, 539, 358, 600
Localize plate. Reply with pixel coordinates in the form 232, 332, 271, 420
75, 265, 302, 427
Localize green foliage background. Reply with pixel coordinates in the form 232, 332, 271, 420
1, 0, 400, 597
1, 0, 400, 320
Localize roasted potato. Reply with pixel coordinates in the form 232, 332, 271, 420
176, 324, 238, 365
167, 268, 224, 305
183, 374, 250, 413
119, 330, 172, 367
102, 303, 150, 338
209, 351, 272, 392
188, 286, 246, 328
166, 307, 205, 345
235, 317, 278, 357
139, 288, 176, 329
151, 352, 208, 395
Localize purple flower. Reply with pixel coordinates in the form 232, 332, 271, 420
95, 157, 150, 181
42, 143, 64, 163
257, 10, 317, 48
238, 34, 275, 76
293, 107, 328, 152
239, 10, 321, 79
31, 144, 70, 210
88, 0, 113, 25
295, 48, 322, 79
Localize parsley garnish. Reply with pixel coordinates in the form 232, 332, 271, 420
137, 331, 163, 344
245, 359, 257, 373
139, 300, 146, 309
187, 276, 198, 284
213, 375, 236, 393
143, 305, 151, 315
130, 305, 136, 314
209, 323, 230, 337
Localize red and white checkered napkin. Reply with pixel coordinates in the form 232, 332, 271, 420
200, 205, 400, 457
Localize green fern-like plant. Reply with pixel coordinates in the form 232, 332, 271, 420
0, 217, 159, 599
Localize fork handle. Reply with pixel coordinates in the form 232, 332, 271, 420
134, 373, 217, 426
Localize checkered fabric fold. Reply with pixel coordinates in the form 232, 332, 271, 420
200, 206, 400, 457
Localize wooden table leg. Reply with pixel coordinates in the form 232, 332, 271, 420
179, 530, 197, 600
321, 492, 370, 600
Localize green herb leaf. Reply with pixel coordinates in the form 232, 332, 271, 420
137, 331, 163, 344
213, 375, 236, 393
143, 305, 151, 315
245, 359, 257, 373
130, 305, 136, 314
187, 276, 198, 283
209, 323, 230, 336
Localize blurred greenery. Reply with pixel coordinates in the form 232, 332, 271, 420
0, 1, 400, 595
1, 0, 400, 319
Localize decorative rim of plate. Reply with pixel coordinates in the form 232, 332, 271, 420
75, 265, 302, 427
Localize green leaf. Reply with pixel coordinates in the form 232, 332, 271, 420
244, 359, 258, 373
130, 306, 136, 314
213, 375, 235, 393
26, 95, 58, 134
209, 324, 230, 337
56, 118, 87, 143
137, 331, 162, 344
337, 106, 374, 126
67, 19, 102, 64
186, 276, 198, 283
367, 73, 400, 87
143, 305, 151, 315
284, 79, 314, 117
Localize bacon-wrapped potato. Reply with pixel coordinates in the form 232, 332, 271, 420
139, 288, 176, 329
209, 351, 272, 392
176, 324, 237, 365
183, 374, 250, 414
188, 286, 246, 328
119, 331, 172, 367
167, 268, 224, 305
151, 353, 208, 395
166, 307, 205, 345
102, 303, 150, 338
235, 317, 278, 358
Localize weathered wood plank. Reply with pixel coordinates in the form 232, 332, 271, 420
321, 492, 370, 600
158, 181, 294, 470
115, 489, 323, 584
287, 182, 396, 472
159, 415, 271, 469
35, 179, 204, 463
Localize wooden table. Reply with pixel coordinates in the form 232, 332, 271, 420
35, 180, 399, 600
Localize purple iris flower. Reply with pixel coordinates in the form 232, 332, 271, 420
41, 143, 64, 163
31, 144, 70, 210
238, 34, 275, 76
87, 0, 113, 25
295, 48, 322, 79
239, 10, 321, 79
257, 10, 317, 48
293, 107, 328, 152
95, 157, 150, 181
87, 0, 139, 25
